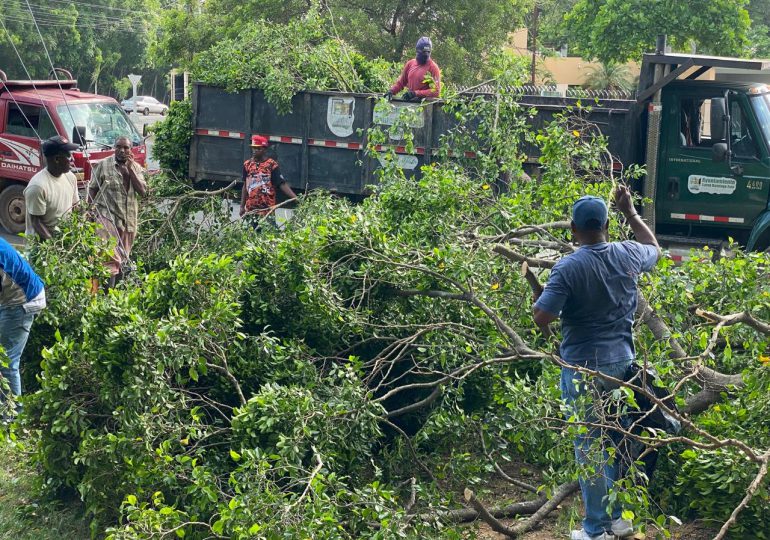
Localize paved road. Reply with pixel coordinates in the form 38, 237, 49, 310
2, 113, 165, 247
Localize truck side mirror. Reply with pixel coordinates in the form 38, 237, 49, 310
712, 142, 728, 162
142, 123, 149, 137
72, 125, 87, 146
710, 98, 726, 141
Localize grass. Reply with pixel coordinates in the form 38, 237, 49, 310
0, 432, 90, 540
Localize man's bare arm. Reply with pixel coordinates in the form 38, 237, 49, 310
30, 215, 52, 240
239, 181, 248, 216
533, 307, 557, 338
128, 167, 147, 197
614, 185, 661, 257
280, 182, 297, 200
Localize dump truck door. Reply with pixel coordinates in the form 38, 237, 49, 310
657, 89, 770, 234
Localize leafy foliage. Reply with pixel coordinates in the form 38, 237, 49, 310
582, 62, 635, 93
0, 0, 166, 98
14, 87, 770, 539
149, 99, 192, 180
191, 11, 399, 113
564, 0, 751, 63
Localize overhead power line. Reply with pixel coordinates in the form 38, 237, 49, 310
1, 8, 151, 34
5, 3, 151, 26
44, 0, 153, 17
1, 14, 150, 34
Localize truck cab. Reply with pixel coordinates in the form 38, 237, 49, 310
638, 50, 770, 253
655, 81, 770, 249
0, 70, 146, 233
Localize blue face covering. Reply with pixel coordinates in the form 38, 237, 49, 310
415, 37, 432, 65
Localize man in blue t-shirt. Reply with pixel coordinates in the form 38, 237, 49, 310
533, 186, 660, 540
0, 238, 46, 419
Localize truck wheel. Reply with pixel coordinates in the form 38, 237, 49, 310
754, 231, 770, 253
0, 184, 26, 234
143, 107, 150, 116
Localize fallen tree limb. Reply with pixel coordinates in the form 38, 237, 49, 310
488, 221, 572, 243
635, 294, 744, 415
504, 481, 579, 537
432, 494, 546, 523
695, 309, 770, 336
462, 481, 579, 537
493, 244, 556, 268
478, 427, 539, 494
713, 449, 770, 540
464, 488, 518, 536
520, 261, 543, 297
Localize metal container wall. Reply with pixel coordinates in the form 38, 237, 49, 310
189, 84, 638, 194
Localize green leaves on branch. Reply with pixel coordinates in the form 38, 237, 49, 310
564, 0, 751, 63
149, 100, 193, 181
191, 11, 398, 113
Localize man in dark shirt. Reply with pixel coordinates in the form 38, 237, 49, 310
533, 186, 661, 540
239, 135, 297, 223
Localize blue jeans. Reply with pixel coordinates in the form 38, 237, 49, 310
561, 359, 632, 537
0, 305, 35, 406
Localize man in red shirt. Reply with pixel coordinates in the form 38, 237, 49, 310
239, 135, 297, 224
386, 37, 441, 101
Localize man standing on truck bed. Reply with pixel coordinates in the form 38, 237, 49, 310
239, 135, 297, 224
88, 136, 147, 288
386, 37, 441, 101
533, 186, 661, 540
24, 136, 80, 240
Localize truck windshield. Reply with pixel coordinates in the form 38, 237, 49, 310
750, 94, 770, 152
56, 102, 141, 149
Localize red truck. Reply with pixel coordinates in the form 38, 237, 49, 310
0, 69, 147, 233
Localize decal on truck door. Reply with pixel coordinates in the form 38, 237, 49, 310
0, 136, 41, 173
687, 175, 736, 195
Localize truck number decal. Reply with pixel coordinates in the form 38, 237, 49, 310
747, 180, 764, 190
687, 175, 736, 195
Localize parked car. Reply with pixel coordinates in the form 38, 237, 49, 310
121, 95, 168, 116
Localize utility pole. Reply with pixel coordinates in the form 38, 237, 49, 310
530, 4, 539, 85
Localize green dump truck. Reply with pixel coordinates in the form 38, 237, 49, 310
189, 47, 770, 252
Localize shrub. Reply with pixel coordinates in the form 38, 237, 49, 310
149, 100, 193, 180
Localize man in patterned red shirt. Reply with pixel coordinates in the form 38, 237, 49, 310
386, 36, 441, 101
239, 135, 297, 223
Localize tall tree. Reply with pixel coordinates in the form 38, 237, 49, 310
1, 0, 160, 97
564, 0, 751, 63
155, 0, 530, 85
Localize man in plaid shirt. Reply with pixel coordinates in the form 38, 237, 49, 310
88, 136, 147, 288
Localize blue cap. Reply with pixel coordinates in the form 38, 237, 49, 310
572, 196, 608, 230
416, 36, 432, 52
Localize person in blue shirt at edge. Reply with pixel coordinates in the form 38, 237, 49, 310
0, 237, 46, 422
533, 185, 661, 540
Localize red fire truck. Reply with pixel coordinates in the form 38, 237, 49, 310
0, 69, 147, 233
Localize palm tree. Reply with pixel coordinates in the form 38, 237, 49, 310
583, 62, 635, 93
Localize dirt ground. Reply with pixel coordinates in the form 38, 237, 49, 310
453, 456, 717, 540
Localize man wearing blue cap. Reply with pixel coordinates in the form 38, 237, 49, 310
533, 185, 660, 540
385, 37, 441, 101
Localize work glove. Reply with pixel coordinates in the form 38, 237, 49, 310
384, 91, 393, 101
403, 90, 417, 101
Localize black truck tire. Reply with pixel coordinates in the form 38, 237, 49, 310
143, 107, 150, 116
0, 183, 26, 234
